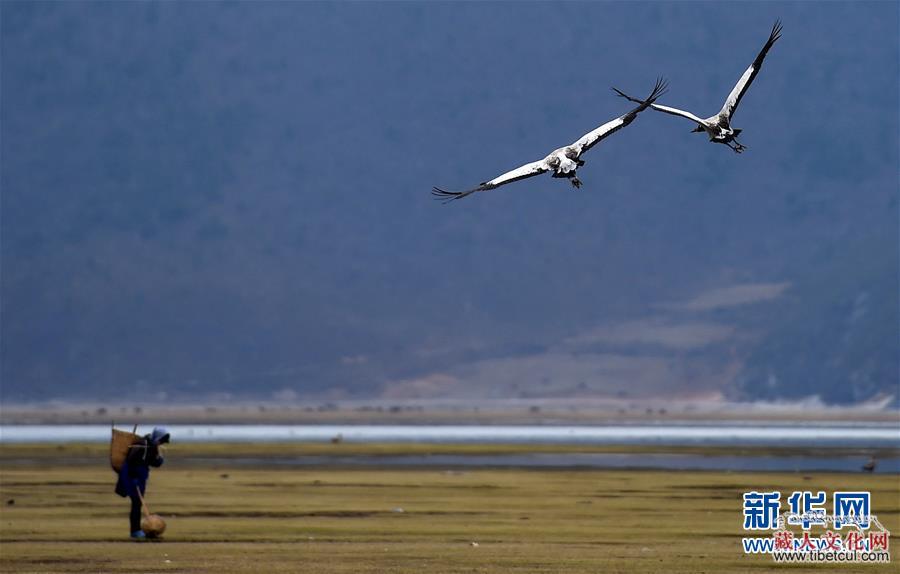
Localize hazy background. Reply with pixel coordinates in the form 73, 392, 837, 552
2, 1, 897, 405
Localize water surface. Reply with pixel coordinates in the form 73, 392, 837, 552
2, 423, 897, 447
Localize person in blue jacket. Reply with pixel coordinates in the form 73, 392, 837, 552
115, 427, 170, 539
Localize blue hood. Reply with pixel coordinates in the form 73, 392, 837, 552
150, 427, 170, 444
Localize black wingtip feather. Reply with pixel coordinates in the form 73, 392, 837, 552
431, 187, 473, 204
611, 76, 668, 108
649, 76, 669, 103
770, 20, 783, 44
752, 20, 782, 67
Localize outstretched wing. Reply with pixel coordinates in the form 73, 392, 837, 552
571, 77, 668, 156
432, 159, 549, 203
719, 20, 782, 120
648, 103, 708, 125
611, 87, 707, 126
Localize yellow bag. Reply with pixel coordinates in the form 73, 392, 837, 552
141, 513, 167, 538
110, 424, 139, 473
135, 488, 167, 538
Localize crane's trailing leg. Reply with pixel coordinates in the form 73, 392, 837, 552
722, 139, 745, 153
552, 169, 582, 188
728, 141, 746, 154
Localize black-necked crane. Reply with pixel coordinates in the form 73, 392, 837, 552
432, 78, 667, 203
613, 21, 782, 154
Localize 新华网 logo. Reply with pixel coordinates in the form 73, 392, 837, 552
741, 490, 890, 564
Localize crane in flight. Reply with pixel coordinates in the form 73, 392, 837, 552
432, 78, 668, 203
613, 21, 782, 154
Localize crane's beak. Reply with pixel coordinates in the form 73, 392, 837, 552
691, 125, 704, 133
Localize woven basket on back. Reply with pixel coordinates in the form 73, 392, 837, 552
110, 425, 139, 473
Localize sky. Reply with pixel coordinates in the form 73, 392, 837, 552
1, 1, 897, 404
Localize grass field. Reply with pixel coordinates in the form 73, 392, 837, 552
1, 444, 897, 573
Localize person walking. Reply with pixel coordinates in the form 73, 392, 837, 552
115, 427, 170, 539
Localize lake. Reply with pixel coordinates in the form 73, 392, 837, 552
2, 423, 897, 472
1, 422, 897, 446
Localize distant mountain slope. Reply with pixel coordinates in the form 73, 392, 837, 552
1, 3, 897, 403
731, 233, 898, 404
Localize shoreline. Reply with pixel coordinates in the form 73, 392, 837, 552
2, 442, 897, 474
2, 398, 897, 425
